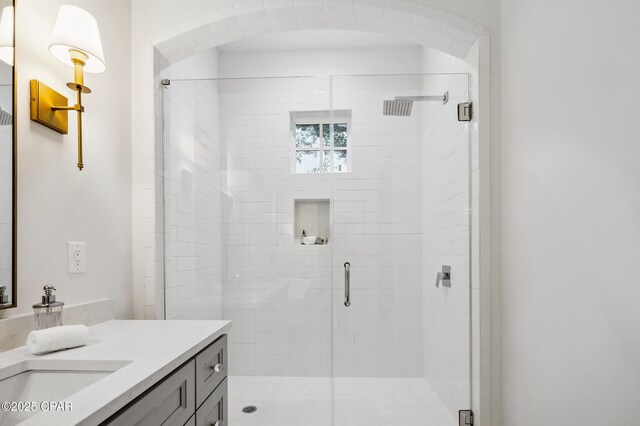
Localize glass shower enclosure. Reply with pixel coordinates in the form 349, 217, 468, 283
160, 72, 472, 425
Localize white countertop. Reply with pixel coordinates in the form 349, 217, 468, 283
0, 320, 231, 425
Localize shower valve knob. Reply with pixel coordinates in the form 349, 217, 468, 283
210, 363, 224, 373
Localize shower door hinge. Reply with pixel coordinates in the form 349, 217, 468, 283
459, 409, 474, 425
458, 102, 472, 122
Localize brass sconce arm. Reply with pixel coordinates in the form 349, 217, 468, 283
51, 104, 84, 112
52, 83, 86, 170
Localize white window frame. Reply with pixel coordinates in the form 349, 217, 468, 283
290, 110, 352, 174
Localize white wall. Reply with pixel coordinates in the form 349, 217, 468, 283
501, 0, 640, 424
1, 0, 132, 318
219, 47, 422, 78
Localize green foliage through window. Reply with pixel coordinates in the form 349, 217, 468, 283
295, 122, 349, 173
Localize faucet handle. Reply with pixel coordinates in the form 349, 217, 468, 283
435, 266, 452, 288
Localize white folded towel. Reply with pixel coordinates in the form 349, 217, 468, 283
26, 324, 90, 355
302, 236, 317, 245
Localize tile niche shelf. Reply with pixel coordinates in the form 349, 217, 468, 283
294, 199, 330, 245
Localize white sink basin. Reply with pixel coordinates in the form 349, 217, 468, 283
0, 359, 130, 426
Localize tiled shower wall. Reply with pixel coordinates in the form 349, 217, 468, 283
158, 48, 476, 391
331, 76, 424, 377
220, 77, 334, 376
160, 51, 223, 320
220, 75, 425, 377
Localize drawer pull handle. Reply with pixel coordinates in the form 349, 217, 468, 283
210, 363, 224, 373
212, 421, 223, 426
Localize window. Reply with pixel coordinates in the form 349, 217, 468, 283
290, 110, 351, 174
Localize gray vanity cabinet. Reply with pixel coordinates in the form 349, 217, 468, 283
105, 360, 196, 426
102, 334, 227, 426
195, 334, 227, 407
196, 378, 227, 426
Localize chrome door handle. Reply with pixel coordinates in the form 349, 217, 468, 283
344, 262, 351, 307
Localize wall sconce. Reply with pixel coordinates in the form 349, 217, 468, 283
0, 6, 14, 67
30, 5, 105, 171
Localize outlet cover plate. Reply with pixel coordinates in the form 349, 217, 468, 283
67, 241, 86, 274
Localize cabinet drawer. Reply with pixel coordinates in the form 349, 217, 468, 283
195, 334, 227, 407
105, 360, 195, 426
195, 377, 227, 426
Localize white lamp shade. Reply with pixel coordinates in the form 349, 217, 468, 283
49, 5, 105, 73
0, 6, 14, 67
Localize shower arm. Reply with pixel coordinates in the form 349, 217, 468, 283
395, 92, 449, 104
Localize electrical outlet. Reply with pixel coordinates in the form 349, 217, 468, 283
67, 242, 86, 273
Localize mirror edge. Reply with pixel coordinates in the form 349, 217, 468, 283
10, 0, 16, 309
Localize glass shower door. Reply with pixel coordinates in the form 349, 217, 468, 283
330, 74, 472, 426
162, 75, 336, 426
162, 71, 472, 426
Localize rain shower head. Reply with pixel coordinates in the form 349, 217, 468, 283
382, 91, 449, 117
0, 108, 12, 126
383, 99, 413, 117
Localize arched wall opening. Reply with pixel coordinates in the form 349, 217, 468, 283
152, 2, 484, 64
132, 2, 493, 425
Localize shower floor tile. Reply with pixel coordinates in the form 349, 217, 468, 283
228, 376, 456, 426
